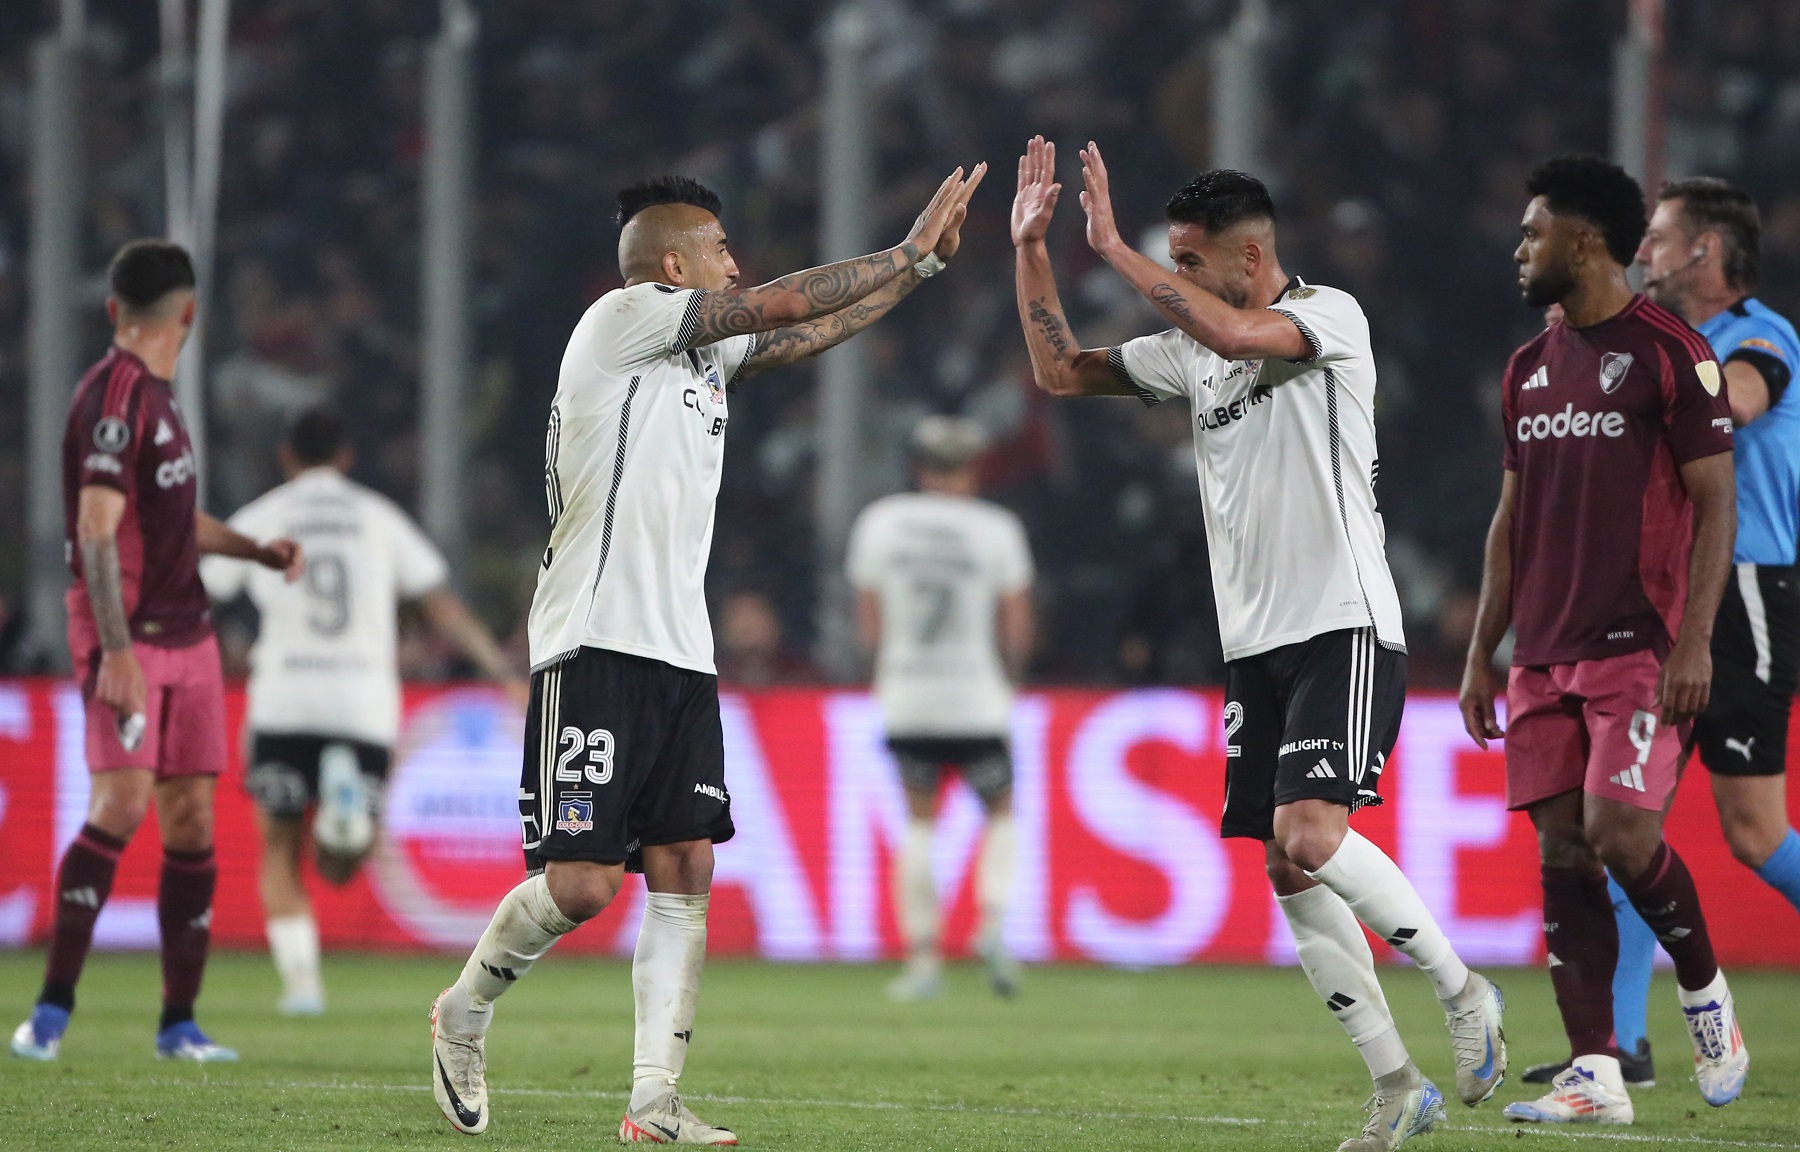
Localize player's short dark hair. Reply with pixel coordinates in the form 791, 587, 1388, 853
286, 407, 346, 466
108, 239, 196, 312
1165, 170, 1276, 234
1525, 156, 1647, 266
1659, 176, 1760, 292
616, 177, 723, 228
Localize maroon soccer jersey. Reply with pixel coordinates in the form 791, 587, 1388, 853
1503, 295, 1733, 667
62, 347, 211, 650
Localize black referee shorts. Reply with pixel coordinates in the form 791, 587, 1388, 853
1695, 563, 1800, 778
1221, 627, 1407, 841
519, 645, 735, 873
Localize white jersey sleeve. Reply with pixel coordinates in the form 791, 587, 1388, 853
1266, 285, 1368, 365
995, 510, 1034, 593
1113, 329, 1200, 406
198, 498, 271, 600
586, 284, 712, 373
380, 500, 450, 598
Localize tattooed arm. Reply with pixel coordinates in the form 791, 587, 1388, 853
687, 165, 984, 348
1076, 141, 1309, 362
1010, 137, 1132, 397
729, 162, 990, 378
76, 486, 144, 718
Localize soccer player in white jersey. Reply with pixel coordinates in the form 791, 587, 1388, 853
848, 415, 1034, 1002
201, 409, 526, 1016
1009, 137, 1506, 1151
428, 165, 985, 1143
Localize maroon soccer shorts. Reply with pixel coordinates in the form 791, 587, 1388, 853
1504, 648, 1689, 813
74, 634, 228, 780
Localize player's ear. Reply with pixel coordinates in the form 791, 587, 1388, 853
662, 249, 685, 287
179, 294, 197, 328
105, 297, 119, 326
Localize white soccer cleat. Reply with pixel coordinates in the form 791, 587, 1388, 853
154, 1020, 239, 1062
1680, 973, 1748, 1107
314, 743, 375, 856
278, 990, 326, 1017
431, 989, 489, 1135
1336, 1072, 1446, 1152
620, 1091, 738, 1145
1444, 972, 1507, 1105
1503, 1057, 1634, 1124
885, 956, 942, 1003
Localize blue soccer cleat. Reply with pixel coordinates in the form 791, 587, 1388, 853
155, 1020, 239, 1062
11, 1003, 70, 1061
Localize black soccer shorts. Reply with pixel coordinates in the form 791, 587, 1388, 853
246, 732, 391, 821
520, 645, 735, 873
1220, 627, 1407, 841
886, 735, 1014, 803
1695, 563, 1800, 778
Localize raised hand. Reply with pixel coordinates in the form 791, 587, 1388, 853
1011, 136, 1061, 246
1078, 140, 1125, 257
904, 167, 971, 259
933, 162, 988, 262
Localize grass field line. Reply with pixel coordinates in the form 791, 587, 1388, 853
63, 1075, 1800, 1147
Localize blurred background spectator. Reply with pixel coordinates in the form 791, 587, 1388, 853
1, 0, 1796, 686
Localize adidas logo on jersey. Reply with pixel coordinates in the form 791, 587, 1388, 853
1522, 366, 1550, 390
1305, 759, 1335, 779
1608, 765, 1647, 792
154, 418, 174, 446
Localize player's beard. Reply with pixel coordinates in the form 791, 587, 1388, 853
1521, 263, 1575, 309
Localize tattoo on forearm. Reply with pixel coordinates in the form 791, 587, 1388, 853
693, 245, 917, 345
1027, 298, 1071, 361
737, 268, 926, 378
80, 537, 132, 651
1150, 283, 1197, 327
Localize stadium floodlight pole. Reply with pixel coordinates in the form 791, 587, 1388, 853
814, 1, 878, 682
24, 2, 86, 671
1612, 0, 1665, 196
420, 0, 478, 582
1210, 0, 1269, 174
160, 0, 194, 250
173, 0, 230, 486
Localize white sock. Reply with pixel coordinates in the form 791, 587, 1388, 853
266, 913, 322, 1001
631, 893, 710, 1111
442, 872, 578, 1036
897, 817, 939, 962
1306, 829, 1471, 1002
1278, 884, 1410, 1080
976, 814, 1017, 950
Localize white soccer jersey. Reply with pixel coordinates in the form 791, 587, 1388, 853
200, 467, 449, 745
528, 282, 756, 674
1112, 278, 1405, 662
847, 491, 1034, 737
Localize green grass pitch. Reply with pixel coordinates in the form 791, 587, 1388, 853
3, 951, 1798, 1150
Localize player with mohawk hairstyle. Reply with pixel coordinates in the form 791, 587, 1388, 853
428, 162, 985, 1143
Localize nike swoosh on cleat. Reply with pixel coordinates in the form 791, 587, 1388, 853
1474, 1036, 1495, 1081
437, 1054, 483, 1130
648, 1120, 681, 1142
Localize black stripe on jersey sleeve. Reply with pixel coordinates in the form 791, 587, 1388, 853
727, 332, 764, 391
1268, 308, 1322, 363
1108, 346, 1162, 408
673, 290, 708, 354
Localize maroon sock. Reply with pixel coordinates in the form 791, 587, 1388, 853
40, 824, 128, 1010
157, 847, 216, 1029
1616, 841, 1719, 992
1542, 864, 1619, 1059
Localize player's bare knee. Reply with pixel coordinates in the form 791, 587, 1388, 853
1270, 802, 1346, 873
1263, 842, 1315, 896
544, 860, 623, 922
1720, 817, 1781, 870
1582, 816, 1658, 880
644, 839, 714, 895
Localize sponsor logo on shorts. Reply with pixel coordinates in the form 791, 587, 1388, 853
694, 782, 729, 804
1279, 738, 1343, 756
1607, 630, 1635, 641
554, 793, 594, 833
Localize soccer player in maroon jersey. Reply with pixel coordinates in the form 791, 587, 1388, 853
1460, 157, 1748, 1124
10, 240, 300, 1063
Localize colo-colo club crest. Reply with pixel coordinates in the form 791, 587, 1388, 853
555, 794, 594, 834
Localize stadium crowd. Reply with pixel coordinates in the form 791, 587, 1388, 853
2, 0, 1799, 685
